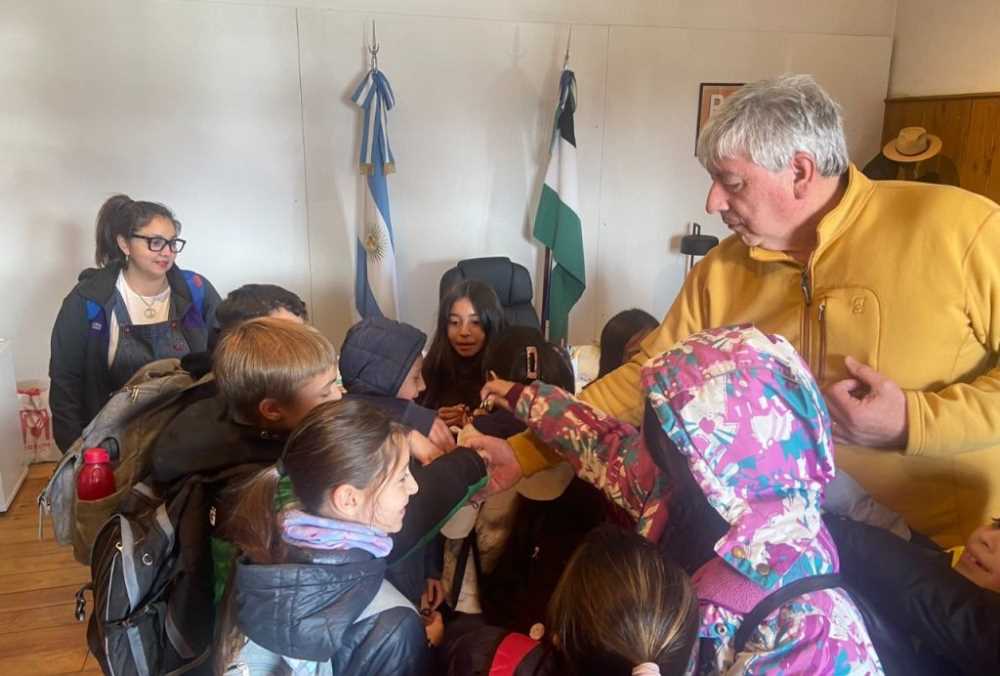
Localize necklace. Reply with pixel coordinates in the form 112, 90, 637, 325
135, 293, 159, 319
122, 272, 168, 320
127, 282, 168, 319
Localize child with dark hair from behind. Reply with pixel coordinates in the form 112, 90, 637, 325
215, 283, 308, 329
183, 282, 310, 376
469, 325, 576, 439
445, 524, 699, 676
596, 308, 659, 380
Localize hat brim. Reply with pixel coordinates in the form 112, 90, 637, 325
515, 461, 575, 500
883, 134, 942, 163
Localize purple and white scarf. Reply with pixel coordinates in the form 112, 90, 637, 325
280, 509, 393, 558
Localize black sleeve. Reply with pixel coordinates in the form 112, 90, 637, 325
344, 395, 434, 436
200, 275, 222, 332
388, 450, 487, 565
425, 533, 444, 581
48, 291, 88, 451
443, 623, 507, 676
826, 514, 1000, 673
400, 402, 436, 437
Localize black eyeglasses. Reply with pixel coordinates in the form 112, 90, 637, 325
130, 233, 187, 253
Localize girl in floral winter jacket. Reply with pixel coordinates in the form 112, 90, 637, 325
480, 325, 884, 675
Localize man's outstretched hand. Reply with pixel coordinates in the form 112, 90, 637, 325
464, 433, 523, 495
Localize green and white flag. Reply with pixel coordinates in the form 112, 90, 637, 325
534, 69, 584, 343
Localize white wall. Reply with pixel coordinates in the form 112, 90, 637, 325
1, 0, 310, 378
0, 0, 894, 381
889, 0, 1000, 97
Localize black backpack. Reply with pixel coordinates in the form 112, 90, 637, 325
730, 571, 940, 676
476, 477, 610, 633
79, 470, 248, 676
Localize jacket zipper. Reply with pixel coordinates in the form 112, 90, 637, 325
800, 267, 813, 367
817, 301, 827, 382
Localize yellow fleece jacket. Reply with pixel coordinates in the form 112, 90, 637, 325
512, 165, 1000, 547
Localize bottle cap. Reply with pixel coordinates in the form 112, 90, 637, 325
83, 448, 110, 464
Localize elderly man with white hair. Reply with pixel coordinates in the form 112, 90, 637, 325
502, 74, 1000, 548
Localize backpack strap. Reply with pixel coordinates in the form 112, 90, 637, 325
733, 573, 844, 653
355, 579, 416, 623
450, 530, 483, 610
85, 298, 108, 334
488, 633, 539, 676
181, 270, 207, 321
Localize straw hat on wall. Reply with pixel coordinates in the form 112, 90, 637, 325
883, 126, 942, 162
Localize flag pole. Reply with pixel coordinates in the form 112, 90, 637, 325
541, 247, 553, 339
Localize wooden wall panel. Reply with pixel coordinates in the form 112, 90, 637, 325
883, 93, 1000, 203
960, 98, 1000, 197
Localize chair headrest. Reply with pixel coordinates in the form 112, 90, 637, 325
440, 257, 533, 306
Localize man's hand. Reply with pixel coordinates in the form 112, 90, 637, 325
464, 433, 523, 494
408, 430, 444, 465
824, 356, 908, 449
428, 417, 457, 452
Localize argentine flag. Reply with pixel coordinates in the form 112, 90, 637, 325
352, 67, 399, 319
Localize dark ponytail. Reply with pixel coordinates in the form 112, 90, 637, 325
482, 326, 576, 393
94, 194, 180, 267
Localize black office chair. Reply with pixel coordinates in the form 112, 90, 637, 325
439, 256, 541, 330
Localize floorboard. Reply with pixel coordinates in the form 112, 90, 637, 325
0, 463, 92, 673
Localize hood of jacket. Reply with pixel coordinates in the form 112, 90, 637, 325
74, 262, 194, 305
641, 324, 836, 590
339, 318, 426, 397
235, 546, 388, 661
149, 388, 286, 485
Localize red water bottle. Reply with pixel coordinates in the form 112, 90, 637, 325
77, 448, 116, 501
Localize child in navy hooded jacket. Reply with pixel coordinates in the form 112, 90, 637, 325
339, 317, 489, 607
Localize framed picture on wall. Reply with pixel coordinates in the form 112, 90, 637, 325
695, 83, 744, 154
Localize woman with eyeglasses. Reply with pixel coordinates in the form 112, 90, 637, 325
48, 194, 221, 452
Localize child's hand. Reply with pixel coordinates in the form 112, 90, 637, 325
428, 417, 457, 452
408, 430, 444, 466
479, 378, 517, 412
423, 610, 444, 647
421, 578, 446, 612
438, 404, 468, 428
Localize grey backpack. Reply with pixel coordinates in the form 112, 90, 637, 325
82, 472, 222, 676
37, 358, 204, 563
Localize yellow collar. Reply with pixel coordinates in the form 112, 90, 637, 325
748, 164, 874, 265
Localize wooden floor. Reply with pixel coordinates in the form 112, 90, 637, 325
0, 463, 101, 674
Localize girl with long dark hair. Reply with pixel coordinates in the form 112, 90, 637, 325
421, 280, 505, 428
